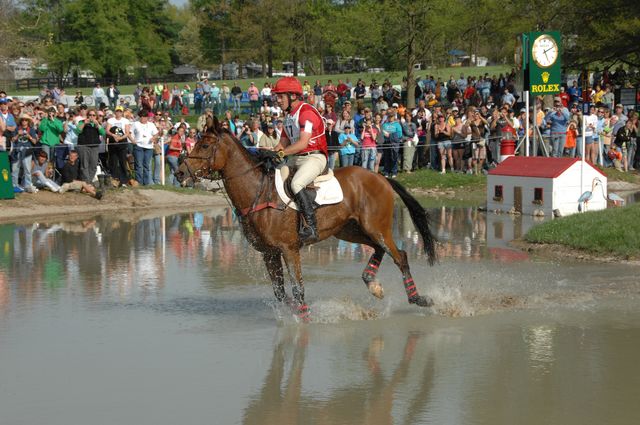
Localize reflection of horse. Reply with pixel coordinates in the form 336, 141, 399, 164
176, 117, 436, 318
242, 328, 434, 425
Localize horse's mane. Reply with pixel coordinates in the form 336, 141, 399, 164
204, 126, 262, 166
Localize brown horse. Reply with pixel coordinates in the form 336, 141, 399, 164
176, 117, 436, 319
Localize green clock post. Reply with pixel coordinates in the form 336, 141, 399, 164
520, 31, 562, 156
0, 151, 14, 199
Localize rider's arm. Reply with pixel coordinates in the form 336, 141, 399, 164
273, 132, 290, 151
283, 129, 311, 155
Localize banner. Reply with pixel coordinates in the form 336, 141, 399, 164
0, 151, 15, 199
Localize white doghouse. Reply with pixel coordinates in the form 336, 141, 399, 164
487, 157, 607, 217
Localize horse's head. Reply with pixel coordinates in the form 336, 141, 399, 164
176, 116, 227, 186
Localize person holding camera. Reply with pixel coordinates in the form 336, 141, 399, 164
239, 122, 254, 148
544, 97, 571, 157
337, 124, 359, 167
360, 118, 378, 171
11, 114, 38, 192
38, 106, 64, 161
75, 108, 106, 183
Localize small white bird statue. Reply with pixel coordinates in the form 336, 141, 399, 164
578, 178, 604, 212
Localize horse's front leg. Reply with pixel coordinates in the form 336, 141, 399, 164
263, 250, 286, 302
281, 248, 310, 322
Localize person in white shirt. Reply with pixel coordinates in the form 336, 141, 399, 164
583, 106, 599, 164
92, 83, 105, 108
131, 109, 159, 185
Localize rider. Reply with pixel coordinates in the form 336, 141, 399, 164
272, 76, 328, 243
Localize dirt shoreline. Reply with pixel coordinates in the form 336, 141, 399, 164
510, 239, 640, 265
0, 188, 230, 224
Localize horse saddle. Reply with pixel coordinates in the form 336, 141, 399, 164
274, 166, 343, 210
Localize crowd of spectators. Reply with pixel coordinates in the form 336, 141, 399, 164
1, 66, 638, 198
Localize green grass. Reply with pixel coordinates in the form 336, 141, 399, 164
8, 66, 510, 96
396, 168, 486, 190
598, 166, 640, 183
395, 168, 487, 207
525, 203, 640, 257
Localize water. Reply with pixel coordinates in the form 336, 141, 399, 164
1, 207, 639, 425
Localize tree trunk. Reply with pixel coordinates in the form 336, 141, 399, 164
267, 44, 273, 78
405, 14, 417, 109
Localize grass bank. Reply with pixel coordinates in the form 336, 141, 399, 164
524, 203, 640, 258
8, 66, 509, 96
395, 169, 487, 207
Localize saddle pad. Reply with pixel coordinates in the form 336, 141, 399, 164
275, 168, 344, 210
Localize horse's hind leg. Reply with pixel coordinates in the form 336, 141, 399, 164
362, 231, 432, 307
388, 245, 433, 307
362, 248, 385, 299
263, 250, 286, 302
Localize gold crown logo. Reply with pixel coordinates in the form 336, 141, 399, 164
541, 72, 550, 83
2, 168, 8, 182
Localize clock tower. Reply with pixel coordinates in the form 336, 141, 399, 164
520, 31, 562, 95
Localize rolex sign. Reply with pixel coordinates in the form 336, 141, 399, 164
523, 31, 562, 95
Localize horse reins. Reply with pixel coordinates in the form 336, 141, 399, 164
182, 134, 278, 216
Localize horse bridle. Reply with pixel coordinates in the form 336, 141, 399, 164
182, 133, 269, 183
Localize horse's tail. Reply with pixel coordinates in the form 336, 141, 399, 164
386, 178, 437, 266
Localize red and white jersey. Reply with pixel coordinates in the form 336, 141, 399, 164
283, 102, 327, 156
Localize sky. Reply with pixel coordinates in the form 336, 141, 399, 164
169, 0, 188, 6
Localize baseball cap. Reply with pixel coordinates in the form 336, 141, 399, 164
344, 124, 351, 129
615, 103, 623, 108
451, 106, 459, 111
392, 103, 399, 107
115, 105, 124, 112
0, 98, 7, 104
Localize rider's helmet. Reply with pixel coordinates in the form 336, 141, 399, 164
272, 77, 303, 96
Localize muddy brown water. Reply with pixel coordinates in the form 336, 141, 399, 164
1, 206, 639, 425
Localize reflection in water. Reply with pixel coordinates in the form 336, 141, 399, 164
243, 327, 434, 425
2, 207, 640, 425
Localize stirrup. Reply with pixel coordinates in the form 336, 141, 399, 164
299, 225, 318, 243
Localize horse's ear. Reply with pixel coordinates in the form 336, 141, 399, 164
206, 116, 222, 135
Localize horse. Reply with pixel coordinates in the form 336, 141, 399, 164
176, 117, 437, 320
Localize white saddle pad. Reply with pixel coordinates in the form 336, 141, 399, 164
275, 167, 343, 210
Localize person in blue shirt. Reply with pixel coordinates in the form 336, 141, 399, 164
337, 125, 359, 167
381, 110, 403, 178
567, 81, 582, 105
210, 83, 221, 115
544, 97, 571, 157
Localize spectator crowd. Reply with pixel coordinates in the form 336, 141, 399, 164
1, 65, 638, 198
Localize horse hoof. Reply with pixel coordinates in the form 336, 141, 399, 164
295, 304, 311, 323
368, 281, 385, 299
409, 295, 434, 308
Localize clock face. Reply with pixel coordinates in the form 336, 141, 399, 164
532, 35, 558, 68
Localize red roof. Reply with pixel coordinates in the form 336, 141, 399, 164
488, 157, 606, 179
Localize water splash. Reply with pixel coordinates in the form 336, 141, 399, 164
268, 297, 384, 324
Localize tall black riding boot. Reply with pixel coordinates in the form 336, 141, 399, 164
294, 191, 319, 243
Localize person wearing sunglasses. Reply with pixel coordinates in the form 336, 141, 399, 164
75, 109, 106, 183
